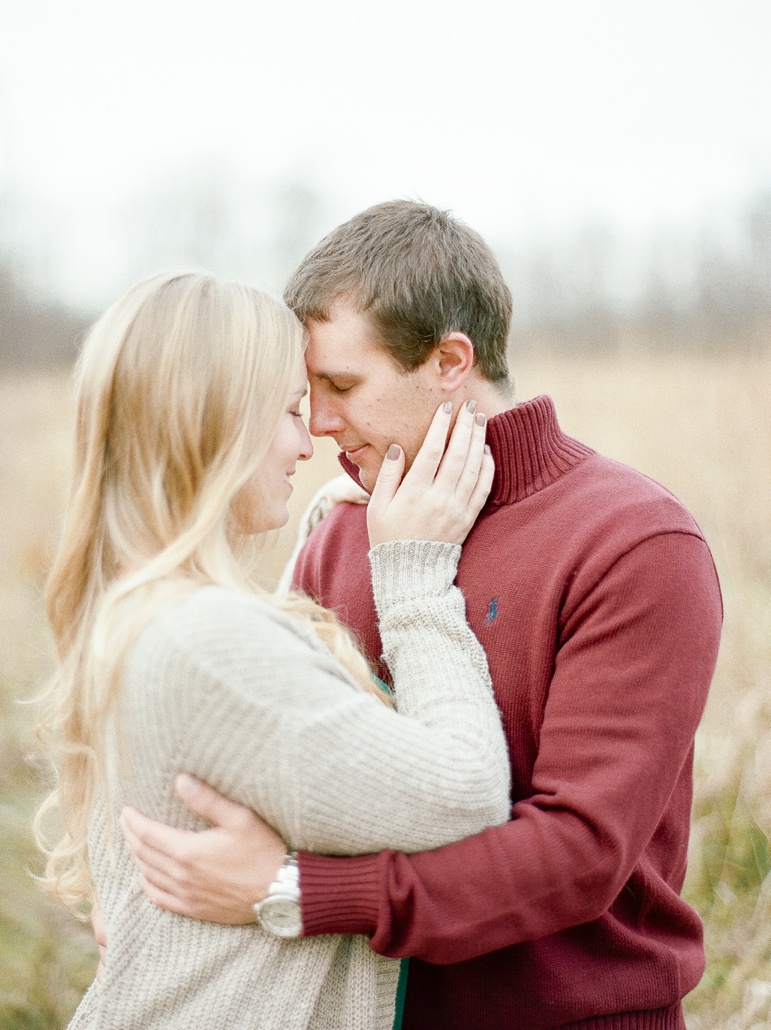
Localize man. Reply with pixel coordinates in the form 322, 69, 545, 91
122, 200, 722, 1029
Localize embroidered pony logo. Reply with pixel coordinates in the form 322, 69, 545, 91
485, 598, 500, 625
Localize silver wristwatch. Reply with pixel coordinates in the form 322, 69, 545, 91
253, 851, 302, 938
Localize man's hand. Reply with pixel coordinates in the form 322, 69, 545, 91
120, 773, 287, 925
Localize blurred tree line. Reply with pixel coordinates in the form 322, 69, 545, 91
0, 176, 768, 371
0, 260, 88, 369
501, 189, 771, 356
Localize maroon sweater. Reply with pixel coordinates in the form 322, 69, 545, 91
292, 396, 722, 1030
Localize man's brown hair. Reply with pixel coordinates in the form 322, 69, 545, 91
284, 199, 512, 384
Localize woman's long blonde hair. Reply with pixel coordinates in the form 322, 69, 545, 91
35, 270, 381, 913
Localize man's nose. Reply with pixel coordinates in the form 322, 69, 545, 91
308, 395, 346, 438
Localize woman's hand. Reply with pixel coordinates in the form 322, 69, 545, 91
367, 400, 494, 547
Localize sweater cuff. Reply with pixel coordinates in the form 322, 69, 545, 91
369, 540, 461, 609
298, 851, 383, 938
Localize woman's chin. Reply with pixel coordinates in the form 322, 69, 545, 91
258, 506, 291, 535
234, 506, 290, 537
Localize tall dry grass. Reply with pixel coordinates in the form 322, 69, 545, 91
0, 349, 768, 1027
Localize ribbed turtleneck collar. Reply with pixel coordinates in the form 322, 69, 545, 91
337, 395, 593, 508
485, 395, 594, 507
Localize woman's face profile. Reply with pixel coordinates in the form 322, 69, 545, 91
232, 368, 313, 536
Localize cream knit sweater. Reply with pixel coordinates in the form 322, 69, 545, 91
69, 540, 510, 1029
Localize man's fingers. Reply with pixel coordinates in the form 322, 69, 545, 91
120, 807, 207, 893
173, 773, 247, 828
135, 856, 204, 901
137, 876, 249, 925
134, 856, 187, 897
139, 877, 195, 918
123, 819, 210, 903
120, 805, 190, 862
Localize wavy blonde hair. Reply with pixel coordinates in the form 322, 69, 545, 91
35, 269, 383, 914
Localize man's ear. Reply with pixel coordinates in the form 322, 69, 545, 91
434, 332, 475, 391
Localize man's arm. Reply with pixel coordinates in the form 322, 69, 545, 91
124, 531, 721, 959
296, 531, 722, 962
121, 773, 285, 923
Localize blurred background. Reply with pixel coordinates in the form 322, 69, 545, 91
0, 1, 769, 1026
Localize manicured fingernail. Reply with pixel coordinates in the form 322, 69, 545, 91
475, 412, 486, 427
386, 444, 401, 460
465, 399, 477, 413
442, 401, 453, 413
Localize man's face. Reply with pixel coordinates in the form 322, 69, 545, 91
305, 301, 443, 492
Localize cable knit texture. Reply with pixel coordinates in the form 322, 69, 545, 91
68, 540, 510, 1029
293, 396, 723, 1030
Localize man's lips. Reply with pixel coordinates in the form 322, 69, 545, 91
343, 443, 369, 463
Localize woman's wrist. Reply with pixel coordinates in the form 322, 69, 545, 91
369, 539, 460, 611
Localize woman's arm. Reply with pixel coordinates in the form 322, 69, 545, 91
119, 400, 508, 908
136, 561, 509, 856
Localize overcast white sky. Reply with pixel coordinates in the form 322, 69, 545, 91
0, 0, 769, 307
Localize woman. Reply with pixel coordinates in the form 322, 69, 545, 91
35, 270, 510, 1029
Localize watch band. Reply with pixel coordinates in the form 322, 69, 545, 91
271, 851, 300, 892
253, 851, 302, 938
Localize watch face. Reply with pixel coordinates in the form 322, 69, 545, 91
259, 896, 302, 938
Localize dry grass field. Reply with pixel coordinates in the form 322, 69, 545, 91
0, 349, 769, 1027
